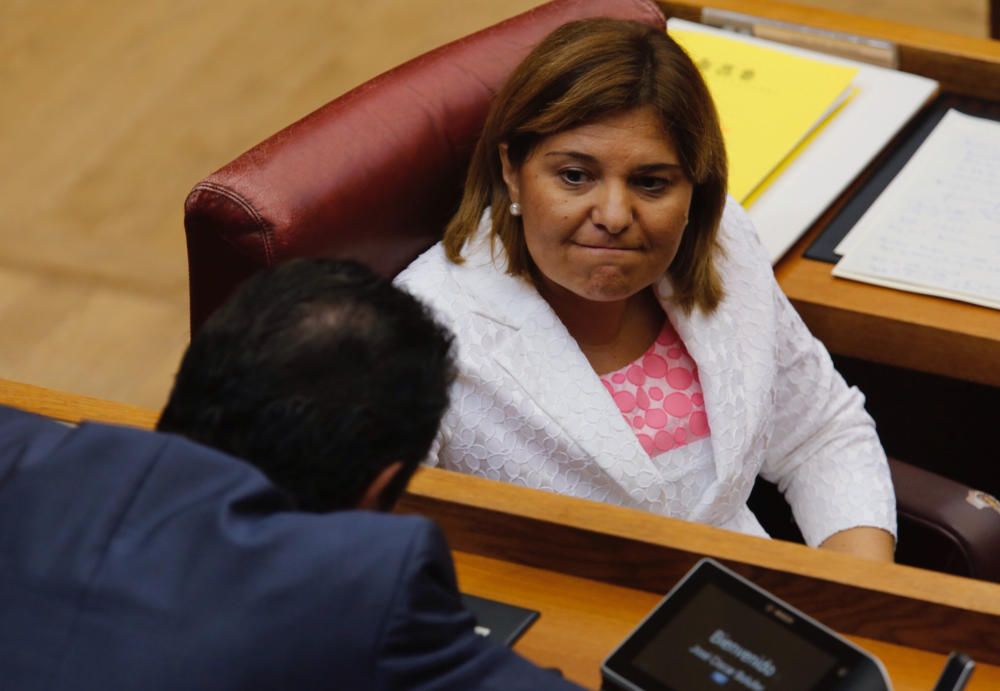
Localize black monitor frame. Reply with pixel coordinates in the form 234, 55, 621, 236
601, 558, 891, 691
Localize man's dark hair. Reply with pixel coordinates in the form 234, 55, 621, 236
157, 258, 455, 512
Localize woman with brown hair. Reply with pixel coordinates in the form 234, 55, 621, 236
396, 18, 895, 560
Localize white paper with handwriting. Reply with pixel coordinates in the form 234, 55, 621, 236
833, 110, 1000, 310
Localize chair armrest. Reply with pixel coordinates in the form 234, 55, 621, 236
182, 0, 666, 332
890, 457, 1000, 582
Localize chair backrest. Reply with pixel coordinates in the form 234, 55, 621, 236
889, 459, 1000, 582
183, 0, 666, 333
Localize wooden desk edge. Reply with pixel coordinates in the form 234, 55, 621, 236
5, 378, 998, 665
776, 255, 1000, 387
400, 468, 1000, 665
0, 379, 160, 429
657, 0, 1000, 76
405, 466, 1000, 609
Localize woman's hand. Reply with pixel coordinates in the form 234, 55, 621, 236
819, 527, 895, 562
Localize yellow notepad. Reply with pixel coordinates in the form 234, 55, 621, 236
669, 28, 859, 204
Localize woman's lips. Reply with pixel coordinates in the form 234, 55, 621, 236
574, 242, 639, 252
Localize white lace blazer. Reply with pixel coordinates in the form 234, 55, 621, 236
395, 199, 896, 546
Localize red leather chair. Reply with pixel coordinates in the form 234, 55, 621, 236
889, 462, 1000, 581
182, 0, 1000, 581
183, 0, 666, 332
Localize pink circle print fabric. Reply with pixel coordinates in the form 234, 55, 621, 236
600, 321, 710, 458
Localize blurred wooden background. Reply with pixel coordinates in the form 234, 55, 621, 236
0, 0, 989, 409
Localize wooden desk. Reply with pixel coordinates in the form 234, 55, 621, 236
407, 465, 1000, 689
658, 0, 1000, 387
454, 552, 1000, 690
0, 378, 160, 428
6, 379, 1000, 689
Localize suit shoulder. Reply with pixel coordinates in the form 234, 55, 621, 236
0, 405, 74, 468
309, 512, 445, 570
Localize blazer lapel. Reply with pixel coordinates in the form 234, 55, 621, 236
654, 255, 773, 488
459, 229, 668, 500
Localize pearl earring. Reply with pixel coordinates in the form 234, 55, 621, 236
509, 202, 521, 217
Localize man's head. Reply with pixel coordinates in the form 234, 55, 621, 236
157, 258, 454, 512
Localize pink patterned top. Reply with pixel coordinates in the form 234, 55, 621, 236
599, 320, 711, 458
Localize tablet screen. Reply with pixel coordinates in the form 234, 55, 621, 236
631, 581, 837, 690
602, 559, 890, 691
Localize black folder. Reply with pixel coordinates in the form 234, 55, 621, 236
461, 593, 540, 647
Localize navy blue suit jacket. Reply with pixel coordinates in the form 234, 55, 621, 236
0, 406, 581, 690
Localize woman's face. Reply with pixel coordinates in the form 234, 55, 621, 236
500, 106, 693, 305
